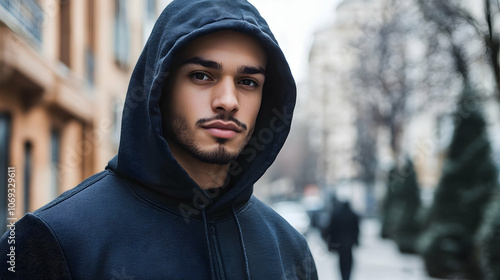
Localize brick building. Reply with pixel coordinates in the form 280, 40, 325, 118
0, 0, 170, 228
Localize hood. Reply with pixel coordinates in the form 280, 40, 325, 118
106, 0, 296, 219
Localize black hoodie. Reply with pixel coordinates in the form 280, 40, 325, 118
0, 0, 318, 279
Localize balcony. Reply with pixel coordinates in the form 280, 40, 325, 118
0, 24, 93, 123
0, 0, 43, 45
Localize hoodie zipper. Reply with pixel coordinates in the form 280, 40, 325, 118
209, 225, 226, 280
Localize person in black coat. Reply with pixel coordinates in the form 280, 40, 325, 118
326, 201, 360, 280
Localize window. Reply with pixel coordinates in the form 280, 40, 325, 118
23, 142, 32, 213
146, 0, 157, 18
111, 99, 123, 147
59, 0, 71, 67
86, 0, 96, 85
50, 129, 61, 200
0, 113, 12, 229
0, 0, 44, 45
143, 0, 157, 44
114, 0, 130, 69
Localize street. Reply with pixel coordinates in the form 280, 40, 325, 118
307, 218, 439, 280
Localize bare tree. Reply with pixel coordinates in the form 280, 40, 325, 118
484, 0, 500, 98
351, 0, 489, 162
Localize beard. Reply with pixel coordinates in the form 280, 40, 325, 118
164, 112, 248, 165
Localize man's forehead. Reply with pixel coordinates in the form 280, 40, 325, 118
178, 30, 267, 65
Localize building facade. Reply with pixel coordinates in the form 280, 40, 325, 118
307, 0, 385, 209
0, 0, 169, 228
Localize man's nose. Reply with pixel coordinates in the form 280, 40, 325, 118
212, 77, 239, 114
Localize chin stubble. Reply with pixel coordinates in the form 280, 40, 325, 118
165, 113, 248, 165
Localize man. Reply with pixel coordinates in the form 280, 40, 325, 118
325, 201, 360, 280
0, 0, 318, 279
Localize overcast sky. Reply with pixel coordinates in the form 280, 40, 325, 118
249, 0, 341, 82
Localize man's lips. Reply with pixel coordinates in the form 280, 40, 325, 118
202, 121, 243, 139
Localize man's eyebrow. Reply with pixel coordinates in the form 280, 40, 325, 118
181, 56, 265, 75
181, 56, 222, 70
238, 65, 266, 75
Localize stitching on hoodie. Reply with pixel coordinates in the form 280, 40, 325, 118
30, 213, 74, 279
234, 195, 254, 215
37, 171, 110, 212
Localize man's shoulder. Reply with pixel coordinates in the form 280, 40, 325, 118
244, 197, 308, 241
246, 197, 299, 223
32, 170, 130, 222
245, 196, 284, 221
242, 197, 315, 274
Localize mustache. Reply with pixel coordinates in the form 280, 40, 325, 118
196, 114, 248, 130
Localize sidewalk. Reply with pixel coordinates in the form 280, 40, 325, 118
307, 218, 438, 280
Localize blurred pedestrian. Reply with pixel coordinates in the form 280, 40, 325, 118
325, 201, 360, 280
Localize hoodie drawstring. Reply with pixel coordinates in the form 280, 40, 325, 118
232, 205, 251, 280
202, 210, 216, 280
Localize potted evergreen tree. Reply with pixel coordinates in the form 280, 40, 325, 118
393, 160, 422, 254
418, 86, 498, 279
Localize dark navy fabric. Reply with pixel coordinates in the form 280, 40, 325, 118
0, 0, 318, 279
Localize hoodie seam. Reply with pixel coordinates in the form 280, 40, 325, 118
196, 18, 262, 34
30, 213, 74, 279
37, 171, 110, 213
237, 5, 245, 22
234, 196, 254, 215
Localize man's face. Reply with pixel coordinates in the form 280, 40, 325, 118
162, 31, 266, 165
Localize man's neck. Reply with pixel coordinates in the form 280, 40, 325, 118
171, 148, 229, 190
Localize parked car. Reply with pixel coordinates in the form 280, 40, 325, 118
272, 201, 311, 235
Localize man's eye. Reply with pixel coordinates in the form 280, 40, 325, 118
239, 79, 257, 87
192, 73, 211, 81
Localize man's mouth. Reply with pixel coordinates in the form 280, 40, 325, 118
202, 121, 243, 139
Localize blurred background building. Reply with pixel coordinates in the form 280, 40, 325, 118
302, 0, 500, 214
0, 0, 173, 227
302, 0, 500, 278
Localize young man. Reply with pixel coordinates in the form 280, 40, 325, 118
0, 0, 318, 279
